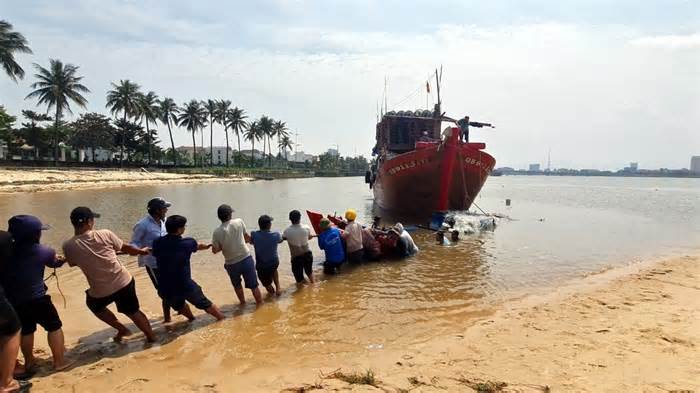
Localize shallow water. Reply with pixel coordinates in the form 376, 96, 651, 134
1, 175, 698, 371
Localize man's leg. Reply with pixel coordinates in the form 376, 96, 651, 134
225, 264, 247, 305
204, 305, 225, 321
47, 329, 70, 370
93, 309, 132, 342
175, 304, 195, 322
146, 266, 171, 323
18, 334, 34, 371
250, 287, 263, 306
304, 255, 315, 283
233, 286, 246, 305
126, 311, 156, 343
0, 332, 20, 392
272, 270, 281, 296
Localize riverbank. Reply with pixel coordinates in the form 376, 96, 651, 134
27, 254, 699, 392
0, 169, 252, 193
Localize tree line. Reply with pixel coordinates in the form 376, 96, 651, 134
1, 20, 295, 168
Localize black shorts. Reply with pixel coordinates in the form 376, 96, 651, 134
256, 264, 279, 287
166, 283, 213, 311
347, 249, 364, 264
86, 279, 140, 316
0, 293, 21, 336
291, 252, 313, 283
13, 295, 63, 335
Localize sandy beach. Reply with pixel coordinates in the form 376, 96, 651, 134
0, 169, 251, 193
24, 254, 698, 392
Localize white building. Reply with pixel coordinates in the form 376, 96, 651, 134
629, 162, 638, 171
0, 142, 7, 160
77, 148, 114, 162
326, 148, 339, 157
691, 156, 700, 174
528, 163, 541, 172
289, 150, 316, 163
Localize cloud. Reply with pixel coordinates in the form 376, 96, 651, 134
631, 32, 700, 49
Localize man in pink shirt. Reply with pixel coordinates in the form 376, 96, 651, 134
62, 207, 156, 343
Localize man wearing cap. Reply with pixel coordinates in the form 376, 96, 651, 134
341, 209, 363, 264
131, 197, 171, 322
211, 204, 263, 306
62, 207, 156, 343
317, 218, 345, 274
0, 215, 72, 376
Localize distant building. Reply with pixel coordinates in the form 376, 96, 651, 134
630, 162, 638, 171
528, 163, 541, 172
289, 150, 316, 163
326, 148, 339, 157
691, 156, 700, 174
0, 141, 7, 160
77, 148, 114, 162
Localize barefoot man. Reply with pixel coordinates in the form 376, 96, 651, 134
62, 207, 156, 343
211, 204, 263, 306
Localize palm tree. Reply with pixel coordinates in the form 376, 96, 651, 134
216, 99, 231, 166
137, 91, 159, 165
273, 120, 288, 157
244, 120, 262, 167
0, 20, 32, 82
258, 115, 274, 167
158, 97, 179, 165
278, 135, 293, 164
177, 100, 207, 167
106, 80, 141, 166
25, 59, 89, 163
225, 107, 247, 166
202, 99, 218, 166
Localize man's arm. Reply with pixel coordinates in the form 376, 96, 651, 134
121, 243, 150, 256
244, 232, 252, 244
197, 243, 212, 251
130, 222, 145, 247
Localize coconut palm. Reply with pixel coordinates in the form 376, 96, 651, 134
177, 100, 207, 167
273, 120, 288, 157
244, 120, 262, 167
137, 91, 159, 165
158, 97, 179, 165
258, 115, 274, 166
25, 59, 89, 163
215, 99, 231, 166
278, 134, 293, 163
106, 80, 141, 166
225, 107, 248, 166
202, 99, 218, 166
0, 20, 32, 82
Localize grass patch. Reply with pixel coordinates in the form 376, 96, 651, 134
323, 369, 378, 386
281, 382, 324, 392
456, 377, 508, 393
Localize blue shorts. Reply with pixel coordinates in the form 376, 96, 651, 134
224, 256, 259, 289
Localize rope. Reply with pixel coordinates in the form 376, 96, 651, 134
44, 268, 67, 308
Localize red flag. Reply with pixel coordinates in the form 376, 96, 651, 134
426, 81, 431, 93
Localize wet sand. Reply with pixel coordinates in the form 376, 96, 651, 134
0, 169, 251, 193
28, 255, 699, 392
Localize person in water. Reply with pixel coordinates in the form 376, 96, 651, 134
0, 230, 32, 393
62, 207, 156, 343
361, 227, 381, 261
211, 204, 263, 306
250, 215, 282, 296
392, 223, 419, 257
282, 210, 315, 284
152, 215, 224, 322
317, 218, 345, 274
1, 216, 72, 376
341, 209, 363, 264
130, 197, 171, 322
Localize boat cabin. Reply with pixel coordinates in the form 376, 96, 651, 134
374, 110, 441, 154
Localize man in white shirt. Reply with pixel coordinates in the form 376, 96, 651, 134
211, 204, 263, 306
282, 210, 315, 284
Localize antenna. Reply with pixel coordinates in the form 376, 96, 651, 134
384, 76, 388, 113
547, 148, 552, 171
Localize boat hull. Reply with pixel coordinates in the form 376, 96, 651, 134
372, 140, 495, 213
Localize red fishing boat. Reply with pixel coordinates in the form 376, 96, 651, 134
366, 70, 496, 225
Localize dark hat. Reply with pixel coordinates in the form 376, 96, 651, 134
147, 197, 172, 210
70, 206, 100, 225
258, 214, 273, 228
8, 215, 50, 241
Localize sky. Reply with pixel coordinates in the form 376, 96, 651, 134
1, 0, 698, 170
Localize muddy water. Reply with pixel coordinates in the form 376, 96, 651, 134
1, 176, 699, 380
